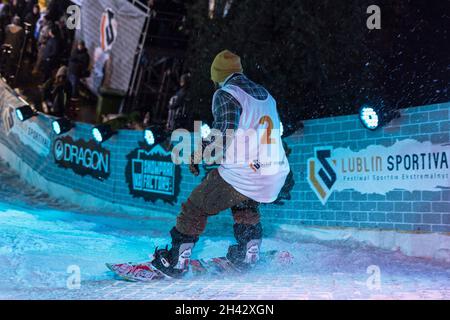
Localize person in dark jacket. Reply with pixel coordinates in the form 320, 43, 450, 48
41, 25, 60, 81
68, 40, 90, 99
46, 0, 71, 21
24, 4, 39, 33
0, 4, 12, 44
166, 73, 189, 131
10, 0, 25, 20
42, 65, 72, 117
23, 0, 37, 18
24, 4, 40, 62
33, 15, 52, 76
3, 15, 25, 78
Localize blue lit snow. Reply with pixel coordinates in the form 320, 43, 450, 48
0, 160, 449, 299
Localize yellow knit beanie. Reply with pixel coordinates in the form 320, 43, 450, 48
210, 50, 243, 83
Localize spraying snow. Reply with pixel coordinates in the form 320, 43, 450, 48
0, 160, 449, 300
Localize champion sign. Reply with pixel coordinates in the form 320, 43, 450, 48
53, 136, 111, 180
125, 143, 181, 204
307, 139, 450, 204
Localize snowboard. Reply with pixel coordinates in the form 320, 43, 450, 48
106, 250, 293, 282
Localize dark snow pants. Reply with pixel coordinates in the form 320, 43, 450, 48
176, 169, 261, 237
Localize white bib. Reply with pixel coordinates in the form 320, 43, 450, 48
217, 84, 290, 203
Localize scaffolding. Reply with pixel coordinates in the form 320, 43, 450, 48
126, 6, 188, 123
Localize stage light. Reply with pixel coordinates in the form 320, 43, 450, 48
15, 105, 35, 122
52, 118, 74, 135
359, 104, 400, 130
201, 123, 211, 139
92, 124, 115, 143
143, 125, 167, 146
144, 128, 155, 146
359, 106, 379, 130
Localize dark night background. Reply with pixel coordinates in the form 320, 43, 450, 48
181, 0, 449, 132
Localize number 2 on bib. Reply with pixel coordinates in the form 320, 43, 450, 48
259, 116, 275, 145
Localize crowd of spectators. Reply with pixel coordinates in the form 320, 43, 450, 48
0, 0, 90, 119
0, 0, 190, 132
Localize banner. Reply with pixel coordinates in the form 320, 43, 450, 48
0, 81, 52, 158
53, 135, 111, 180
307, 139, 450, 204
10, 120, 52, 157
125, 143, 181, 204
78, 0, 147, 94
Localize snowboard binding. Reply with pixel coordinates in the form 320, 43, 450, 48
151, 228, 198, 278
151, 244, 194, 278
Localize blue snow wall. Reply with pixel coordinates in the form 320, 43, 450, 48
0, 79, 449, 233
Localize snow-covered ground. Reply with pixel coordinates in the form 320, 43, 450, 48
0, 159, 449, 300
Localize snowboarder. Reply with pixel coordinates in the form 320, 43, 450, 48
152, 50, 290, 278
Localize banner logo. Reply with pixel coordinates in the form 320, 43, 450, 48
54, 139, 64, 161
307, 140, 450, 204
53, 136, 110, 180
100, 8, 118, 52
125, 143, 181, 204
307, 147, 337, 204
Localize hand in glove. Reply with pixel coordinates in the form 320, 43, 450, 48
189, 152, 200, 176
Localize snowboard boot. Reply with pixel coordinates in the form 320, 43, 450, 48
226, 223, 262, 270
152, 227, 198, 278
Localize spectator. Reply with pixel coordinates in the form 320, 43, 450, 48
3, 15, 25, 77
23, 0, 37, 18
24, 4, 40, 61
24, 4, 39, 34
56, 15, 72, 63
10, 0, 25, 20
143, 111, 151, 127
41, 25, 60, 81
91, 46, 112, 93
33, 15, 52, 76
166, 73, 189, 131
41, 65, 72, 117
128, 111, 144, 130
68, 40, 90, 99
0, 4, 12, 44
46, 0, 71, 21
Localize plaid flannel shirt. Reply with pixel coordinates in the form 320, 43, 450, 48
202, 73, 269, 163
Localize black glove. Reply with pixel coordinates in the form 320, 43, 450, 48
189, 152, 200, 176
189, 163, 199, 176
